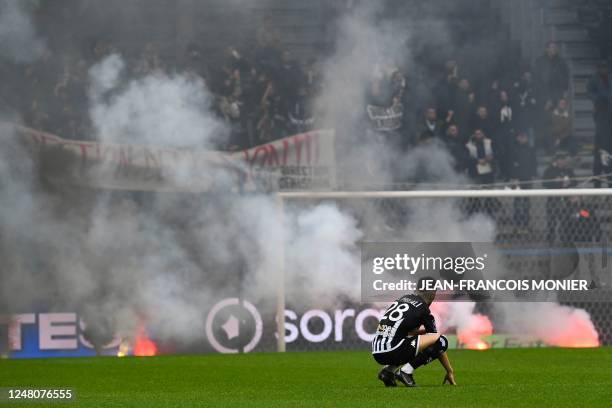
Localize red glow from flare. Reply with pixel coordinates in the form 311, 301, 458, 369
430, 302, 599, 349
430, 302, 493, 350
544, 312, 599, 348
133, 324, 158, 357
457, 314, 493, 350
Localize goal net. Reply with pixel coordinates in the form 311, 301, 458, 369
274, 188, 612, 352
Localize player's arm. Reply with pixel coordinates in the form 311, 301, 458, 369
406, 311, 437, 337
422, 311, 456, 385
439, 352, 457, 385
405, 327, 428, 336
422, 312, 437, 334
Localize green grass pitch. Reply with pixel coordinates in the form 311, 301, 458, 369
1, 348, 611, 407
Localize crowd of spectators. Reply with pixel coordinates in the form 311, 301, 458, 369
366, 41, 578, 187
0, 38, 585, 186
1, 5, 611, 190
0, 17, 321, 152
570, 0, 612, 188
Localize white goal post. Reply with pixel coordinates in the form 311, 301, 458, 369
279, 188, 612, 200
274, 188, 612, 352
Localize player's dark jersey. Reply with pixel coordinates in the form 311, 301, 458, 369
372, 294, 437, 354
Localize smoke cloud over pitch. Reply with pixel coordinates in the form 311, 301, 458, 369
0, 0, 600, 350
0, 48, 364, 345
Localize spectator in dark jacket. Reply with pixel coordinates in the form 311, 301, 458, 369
534, 42, 569, 107
449, 78, 475, 135
419, 107, 447, 140
276, 50, 302, 109
513, 70, 538, 146
444, 124, 470, 174
509, 131, 537, 230
543, 152, 577, 189
434, 59, 460, 113
510, 131, 537, 184
491, 90, 516, 180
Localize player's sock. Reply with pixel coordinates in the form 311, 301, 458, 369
408, 335, 449, 370
400, 363, 414, 374
385, 365, 399, 373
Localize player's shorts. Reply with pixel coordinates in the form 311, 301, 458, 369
372, 335, 420, 366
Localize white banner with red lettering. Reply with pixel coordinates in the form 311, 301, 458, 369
10, 125, 336, 192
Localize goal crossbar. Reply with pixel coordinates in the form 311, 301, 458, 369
278, 188, 612, 200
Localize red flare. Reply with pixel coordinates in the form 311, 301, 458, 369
457, 314, 493, 350
430, 302, 493, 350
133, 323, 158, 357
543, 310, 599, 348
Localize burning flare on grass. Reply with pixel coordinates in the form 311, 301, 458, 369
520, 304, 600, 348
456, 313, 493, 350
432, 302, 600, 350
117, 340, 130, 357
133, 326, 158, 357
431, 302, 493, 350
116, 322, 158, 357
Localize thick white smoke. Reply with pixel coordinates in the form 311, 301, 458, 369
0, 50, 366, 345
286, 203, 363, 303
0, 1, 601, 351
494, 302, 599, 347
88, 54, 225, 148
